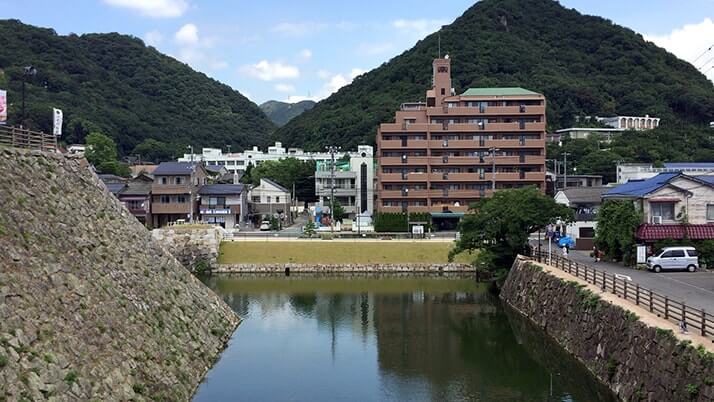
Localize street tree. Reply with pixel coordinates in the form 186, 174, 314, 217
449, 187, 573, 274
594, 200, 643, 265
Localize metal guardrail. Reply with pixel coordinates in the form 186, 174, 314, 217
530, 250, 714, 340
0, 125, 57, 152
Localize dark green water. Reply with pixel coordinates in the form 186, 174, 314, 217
194, 274, 616, 402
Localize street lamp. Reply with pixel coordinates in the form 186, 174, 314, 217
21, 66, 37, 126
488, 147, 500, 191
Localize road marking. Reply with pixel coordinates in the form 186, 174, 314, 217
658, 275, 714, 298
615, 274, 632, 281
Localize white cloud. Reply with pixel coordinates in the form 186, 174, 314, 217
272, 22, 328, 36
317, 69, 331, 79
239, 60, 300, 81
320, 68, 365, 98
286, 95, 315, 103
392, 18, 447, 36
275, 83, 296, 93
645, 18, 714, 82
144, 30, 163, 46
175, 23, 199, 45
102, 0, 188, 18
299, 49, 313, 60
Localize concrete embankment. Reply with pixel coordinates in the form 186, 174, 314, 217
0, 148, 239, 401
213, 263, 474, 273
501, 256, 714, 401
152, 227, 223, 272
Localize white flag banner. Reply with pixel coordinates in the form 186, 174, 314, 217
0, 89, 7, 125
52, 108, 63, 136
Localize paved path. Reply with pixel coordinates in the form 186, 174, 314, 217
536, 244, 714, 313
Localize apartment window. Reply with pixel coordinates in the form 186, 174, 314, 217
707, 204, 714, 221
275, 196, 280, 203
651, 202, 675, 220
175, 177, 183, 185
161, 177, 167, 185
440, 88, 445, 95
227, 161, 235, 166
177, 195, 187, 203
126, 200, 143, 210
267, 196, 272, 203
252, 196, 260, 203
209, 197, 226, 207
160, 195, 170, 203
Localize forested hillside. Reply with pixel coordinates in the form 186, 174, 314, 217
0, 19, 275, 156
274, 0, 714, 150
260, 100, 316, 126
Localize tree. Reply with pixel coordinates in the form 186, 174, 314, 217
594, 200, 643, 265
247, 158, 316, 201
331, 200, 345, 222
303, 220, 316, 238
85, 132, 118, 167
449, 187, 573, 274
131, 139, 179, 163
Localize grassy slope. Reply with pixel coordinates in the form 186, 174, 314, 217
219, 241, 474, 264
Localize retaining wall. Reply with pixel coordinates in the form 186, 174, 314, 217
213, 263, 474, 273
151, 227, 223, 272
501, 256, 714, 401
0, 148, 239, 401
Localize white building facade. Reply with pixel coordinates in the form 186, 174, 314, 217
178, 142, 361, 175
315, 145, 375, 219
595, 115, 660, 130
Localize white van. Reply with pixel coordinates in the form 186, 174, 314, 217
646, 247, 699, 272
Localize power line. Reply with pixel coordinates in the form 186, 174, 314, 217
697, 55, 714, 70
692, 44, 714, 65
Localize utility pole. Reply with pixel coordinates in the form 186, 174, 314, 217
326, 146, 340, 232
187, 145, 195, 223
489, 147, 500, 191
21, 66, 37, 127
562, 152, 571, 189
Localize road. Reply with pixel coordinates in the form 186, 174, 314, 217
537, 244, 714, 313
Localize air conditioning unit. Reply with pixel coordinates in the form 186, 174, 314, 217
651, 216, 663, 224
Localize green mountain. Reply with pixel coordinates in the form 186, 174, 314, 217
0, 19, 275, 155
260, 100, 316, 126
273, 0, 714, 150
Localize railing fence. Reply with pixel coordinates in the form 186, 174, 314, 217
530, 250, 713, 340
0, 125, 57, 152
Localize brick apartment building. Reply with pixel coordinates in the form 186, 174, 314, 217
376, 57, 546, 227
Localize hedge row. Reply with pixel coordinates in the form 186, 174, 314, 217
374, 212, 433, 232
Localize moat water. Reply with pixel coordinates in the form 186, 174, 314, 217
194, 274, 616, 401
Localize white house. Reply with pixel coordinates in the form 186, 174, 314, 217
248, 178, 292, 224
198, 184, 247, 229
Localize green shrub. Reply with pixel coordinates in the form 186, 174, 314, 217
685, 383, 699, 399
64, 370, 78, 384
0, 354, 7, 367
624, 311, 639, 322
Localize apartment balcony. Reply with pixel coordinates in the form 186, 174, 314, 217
426, 105, 546, 117
151, 185, 192, 195
430, 172, 485, 182
379, 139, 429, 149
379, 156, 430, 166
428, 139, 479, 149
379, 173, 429, 182
152, 203, 192, 214
435, 122, 546, 133
315, 170, 355, 179
378, 205, 432, 214
315, 187, 357, 197
380, 123, 432, 133
430, 205, 470, 213
428, 156, 486, 166
524, 171, 545, 181
380, 190, 430, 199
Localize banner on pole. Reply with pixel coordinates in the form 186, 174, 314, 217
52, 108, 63, 136
0, 89, 6, 125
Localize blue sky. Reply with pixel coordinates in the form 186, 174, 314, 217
1, 0, 712, 104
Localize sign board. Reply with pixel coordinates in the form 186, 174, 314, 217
0, 89, 6, 124
636, 245, 647, 264
52, 108, 63, 136
412, 225, 424, 235
200, 208, 231, 215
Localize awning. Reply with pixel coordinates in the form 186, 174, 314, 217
635, 224, 714, 241
430, 212, 465, 219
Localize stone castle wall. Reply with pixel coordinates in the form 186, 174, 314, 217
214, 262, 474, 273
0, 148, 239, 401
151, 227, 223, 272
501, 257, 714, 401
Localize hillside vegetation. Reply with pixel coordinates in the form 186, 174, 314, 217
274, 0, 714, 150
260, 100, 316, 126
0, 19, 275, 155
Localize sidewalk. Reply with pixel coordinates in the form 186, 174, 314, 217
538, 245, 714, 313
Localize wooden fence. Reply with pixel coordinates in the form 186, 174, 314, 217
530, 250, 714, 340
0, 125, 57, 152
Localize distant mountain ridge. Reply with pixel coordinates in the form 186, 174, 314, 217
260, 100, 316, 126
0, 19, 275, 155
273, 0, 714, 150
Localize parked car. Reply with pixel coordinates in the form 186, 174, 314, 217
259, 220, 270, 231
646, 247, 699, 272
557, 236, 576, 249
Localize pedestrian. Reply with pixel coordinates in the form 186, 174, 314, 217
562, 245, 569, 258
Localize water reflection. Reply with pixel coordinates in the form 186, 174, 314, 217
194, 274, 614, 402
